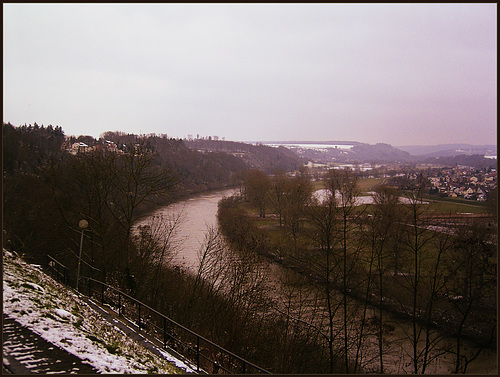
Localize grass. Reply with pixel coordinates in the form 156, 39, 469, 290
356, 177, 385, 193
312, 177, 384, 194
105, 342, 121, 355
74, 318, 83, 329
425, 198, 488, 215
86, 334, 104, 344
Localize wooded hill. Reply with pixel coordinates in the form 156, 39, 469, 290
184, 138, 304, 174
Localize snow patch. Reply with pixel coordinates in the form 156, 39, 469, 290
158, 349, 198, 373
54, 308, 74, 320
24, 282, 45, 293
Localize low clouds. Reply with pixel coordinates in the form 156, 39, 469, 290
3, 3, 496, 145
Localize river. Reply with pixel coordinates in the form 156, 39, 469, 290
136, 188, 496, 374
134, 188, 236, 272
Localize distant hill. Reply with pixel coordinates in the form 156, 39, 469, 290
396, 144, 497, 158
256, 141, 496, 168
260, 140, 363, 147
349, 143, 412, 162
422, 155, 497, 169
260, 141, 412, 163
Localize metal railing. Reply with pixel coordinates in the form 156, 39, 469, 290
46, 258, 269, 374
80, 276, 270, 374
46, 255, 69, 286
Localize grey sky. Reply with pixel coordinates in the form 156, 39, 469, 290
3, 3, 497, 145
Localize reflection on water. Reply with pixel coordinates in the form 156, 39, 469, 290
313, 189, 429, 205
135, 189, 236, 272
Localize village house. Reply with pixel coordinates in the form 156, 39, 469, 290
70, 142, 91, 155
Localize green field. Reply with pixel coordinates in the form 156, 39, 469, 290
425, 200, 487, 215
356, 177, 385, 194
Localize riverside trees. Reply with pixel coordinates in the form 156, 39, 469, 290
218, 167, 497, 374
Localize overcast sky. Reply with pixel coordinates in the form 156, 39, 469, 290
3, 3, 497, 146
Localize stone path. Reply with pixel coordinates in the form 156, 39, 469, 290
2, 314, 99, 374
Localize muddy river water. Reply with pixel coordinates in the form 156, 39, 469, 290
136, 189, 496, 374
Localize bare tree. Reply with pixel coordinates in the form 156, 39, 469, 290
132, 209, 184, 303
187, 226, 228, 321
368, 185, 402, 373
398, 175, 441, 374
105, 144, 177, 242
306, 182, 343, 373
269, 170, 288, 227
324, 168, 364, 373
303, 168, 366, 373
419, 229, 453, 373
446, 218, 497, 373
245, 169, 270, 218
283, 169, 312, 252
233, 170, 247, 201
47, 145, 178, 286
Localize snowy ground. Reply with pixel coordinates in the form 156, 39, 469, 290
3, 249, 194, 374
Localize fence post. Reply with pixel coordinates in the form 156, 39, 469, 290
163, 317, 167, 349
118, 293, 122, 316
88, 278, 91, 298
138, 303, 141, 329
196, 336, 200, 372
101, 282, 104, 304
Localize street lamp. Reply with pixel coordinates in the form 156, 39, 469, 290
76, 219, 88, 291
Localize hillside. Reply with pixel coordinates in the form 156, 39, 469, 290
184, 138, 304, 173
2, 249, 189, 374
349, 143, 412, 162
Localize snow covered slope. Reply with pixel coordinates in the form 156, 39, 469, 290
3, 249, 191, 374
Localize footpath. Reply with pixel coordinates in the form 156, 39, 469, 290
3, 294, 198, 374
3, 314, 98, 374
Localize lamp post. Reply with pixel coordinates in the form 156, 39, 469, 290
76, 219, 88, 291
